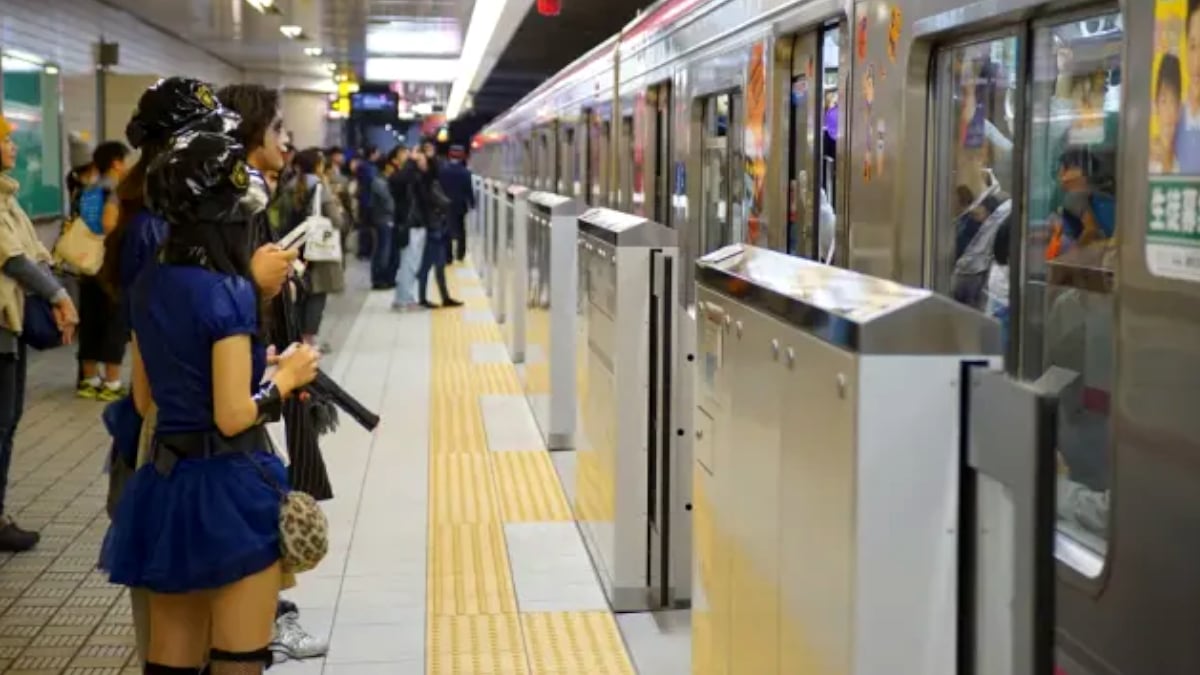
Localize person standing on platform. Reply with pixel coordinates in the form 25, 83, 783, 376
355, 146, 380, 260
439, 145, 475, 263
75, 141, 130, 402
0, 116, 79, 552
218, 83, 331, 664
369, 156, 398, 289
411, 151, 461, 309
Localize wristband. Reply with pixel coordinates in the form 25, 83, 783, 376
253, 381, 284, 425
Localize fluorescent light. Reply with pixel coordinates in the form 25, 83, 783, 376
304, 47, 324, 57
366, 21, 461, 56
280, 25, 303, 39
1, 55, 42, 72
448, 0, 532, 119
364, 57, 459, 83
325, 62, 338, 72
245, 0, 275, 13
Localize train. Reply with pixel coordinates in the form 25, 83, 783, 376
469, 0, 1198, 673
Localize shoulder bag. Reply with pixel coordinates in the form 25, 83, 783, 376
301, 183, 343, 263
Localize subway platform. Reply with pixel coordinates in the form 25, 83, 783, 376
0, 262, 689, 675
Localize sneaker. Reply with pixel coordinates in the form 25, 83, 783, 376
270, 611, 329, 661
441, 298, 464, 308
76, 381, 99, 400
419, 300, 439, 309
0, 518, 39, 552
97, 383, 125, 402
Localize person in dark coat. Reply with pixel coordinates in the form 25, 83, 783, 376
439, 145, 475, 262
409, 152, 461, 309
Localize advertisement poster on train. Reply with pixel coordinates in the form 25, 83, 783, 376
1148, 0, 1200, 281
745, 41, 768, 246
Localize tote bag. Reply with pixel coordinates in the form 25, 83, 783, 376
53, 217, 105, 276
302, 183, 342, 263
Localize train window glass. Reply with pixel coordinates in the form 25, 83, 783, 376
818, 27, 840, 263
788, 32, 819, 258
628, 114, 638, 210
601, 119, 612, 207
653, 83, 672, 226
561, 127, 574, 196
702, 93, 734, 254
1027, 13, 1121, 561
932, 36, 1019, 312
590, 113, 602, 205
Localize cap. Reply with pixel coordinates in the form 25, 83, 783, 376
146, 131, 250, 227
126, 77, 238, 149
448, 145, 465, 159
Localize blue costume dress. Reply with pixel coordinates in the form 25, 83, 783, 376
103, 208, 170, 473
105, 264, 287, 594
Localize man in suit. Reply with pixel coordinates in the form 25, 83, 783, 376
438, 145, 475, 263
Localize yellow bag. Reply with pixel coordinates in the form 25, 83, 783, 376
53, 217, 106, 276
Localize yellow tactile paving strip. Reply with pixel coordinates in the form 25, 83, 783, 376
428, 264, 635, 675
489, 452, 571, 522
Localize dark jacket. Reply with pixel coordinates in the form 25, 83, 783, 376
388, 164, 412, 227
438, 160, 475, 217
368, 173, 395, 230
402, 162, 450, 231
355, 160, 377, 212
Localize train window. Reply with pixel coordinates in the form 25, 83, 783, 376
1026, 13, 1121, 561
786, 24, 840, 261
589, 112, 603, 205
560, 127, 574, 196
652, 83, 673, 226
621, 114, 635, 211
702, 93, 739, 254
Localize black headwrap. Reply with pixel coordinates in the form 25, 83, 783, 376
126, 77, 241, 149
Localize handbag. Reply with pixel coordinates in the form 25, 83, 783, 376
250, 441, 329, 575
53, 217, 106, 276
21, 294, 62, 351
301, 183, 342, 263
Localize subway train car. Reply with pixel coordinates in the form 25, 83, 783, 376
473, 0, 1199, 673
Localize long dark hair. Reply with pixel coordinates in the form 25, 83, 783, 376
290, 147, 325, 217
97, 140, 167, 300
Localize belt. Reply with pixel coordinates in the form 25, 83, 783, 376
152, 427, 268, 475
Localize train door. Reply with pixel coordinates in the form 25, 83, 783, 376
928, 6, 1131, 674
785, 24, 841, 261
700, 92, 742, 255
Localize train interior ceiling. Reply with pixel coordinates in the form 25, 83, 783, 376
469, 0, 1197, 673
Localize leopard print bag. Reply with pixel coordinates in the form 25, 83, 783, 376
248, 442, 329, 575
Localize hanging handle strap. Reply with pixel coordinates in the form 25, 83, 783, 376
310, 181, 324, 218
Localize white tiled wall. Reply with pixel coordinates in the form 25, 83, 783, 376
0, 0, 244, 141
282, 90, 332, 150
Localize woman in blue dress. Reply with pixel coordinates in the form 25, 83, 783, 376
97, 77, 297, 666
106, 130, 319, 674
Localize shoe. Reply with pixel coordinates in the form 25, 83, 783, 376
97, 383, 125, 402
270, 611, 328, 661
276, 598, 299, 619
0, 518, 39, 552
441, 298, 464, 308
76, 381, 99, 400
419, 300, 439, 309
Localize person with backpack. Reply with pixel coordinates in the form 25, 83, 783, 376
76, 141, 130, 401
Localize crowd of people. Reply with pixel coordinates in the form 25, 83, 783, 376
0, 76, 482, 673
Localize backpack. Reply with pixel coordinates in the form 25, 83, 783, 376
78, 184, 108, 235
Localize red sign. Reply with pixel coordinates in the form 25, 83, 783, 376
537, 0, 560, 16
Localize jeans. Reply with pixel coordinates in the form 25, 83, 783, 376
370, 225, 395, 286
394, 227, 426, 306
0, 342, 28, 515
418, 231, 451, 304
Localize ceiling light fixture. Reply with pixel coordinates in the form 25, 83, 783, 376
447, 0, 534, 119
304, 46, 324, 57
245, 0, 279, 14
280, 25, 303, 39
365, 57, 459, 83
325, 62, 338, 72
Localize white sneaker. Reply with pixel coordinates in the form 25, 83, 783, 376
270, 611, 329, 661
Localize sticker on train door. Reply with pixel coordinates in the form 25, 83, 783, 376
1147, 0, 1200, 281
887, 7, 903, 64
